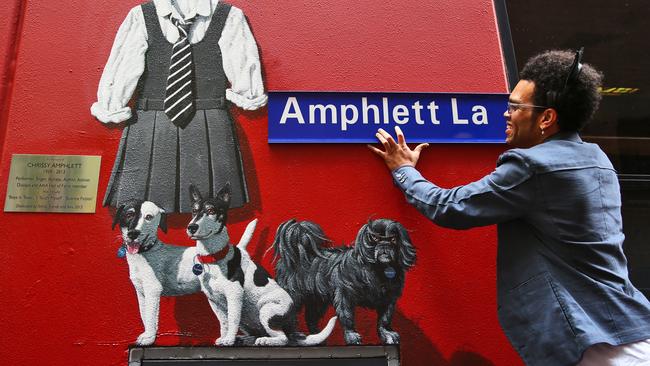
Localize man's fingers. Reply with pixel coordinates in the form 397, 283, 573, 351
377, 128, 397, 147
395, 126, 407, 146
376, 132, 390, 150
367, 144, 386, 157
376, 128, 391, 140
414, 143, 429, 153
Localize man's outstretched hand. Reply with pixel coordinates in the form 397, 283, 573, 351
368, 126, 429, 171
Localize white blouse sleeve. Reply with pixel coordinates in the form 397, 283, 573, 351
220, 7, 268, 110
90, 6, 148, 124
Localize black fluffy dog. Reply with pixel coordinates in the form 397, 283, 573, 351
273, 219, 416, 344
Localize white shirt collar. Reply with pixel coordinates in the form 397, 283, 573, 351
153, 0, 215, 20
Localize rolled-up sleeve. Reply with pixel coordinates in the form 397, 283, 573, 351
393, 151, 535, 229
90, 6, 148, 124
220, 7, 267, 110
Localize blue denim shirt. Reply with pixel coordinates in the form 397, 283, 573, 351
393, 132, 650, 365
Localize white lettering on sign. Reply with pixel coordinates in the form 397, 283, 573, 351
279, 97, 305, 124
412, 101, 425, 125
341, 104, 358, 131
427, 101, 440, 125
279, 96, 490, 131
472, 105, 488, 125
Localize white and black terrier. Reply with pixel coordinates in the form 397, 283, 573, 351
273, 219, 416, 345
186, 183, 337, 346
114, 200, 198, 345
113, 199, 254, 346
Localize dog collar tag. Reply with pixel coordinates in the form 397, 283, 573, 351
117, 245, 126, 259
384, 266, 396, 279
192, 263, 204, 275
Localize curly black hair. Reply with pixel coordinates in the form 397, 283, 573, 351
520, 50, 603, 131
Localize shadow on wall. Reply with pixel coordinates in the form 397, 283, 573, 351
157, 215, 495, 365
384, 311, 495, 366
168, 298, 495, 365
231, 106, 265, 216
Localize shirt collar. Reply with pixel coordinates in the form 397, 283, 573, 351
545, 130, 582, 143
153, 0, 214, 20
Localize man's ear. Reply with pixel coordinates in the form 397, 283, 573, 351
112, 205, 125, 230
539, 108, 559, 131
189, 184, 203, 204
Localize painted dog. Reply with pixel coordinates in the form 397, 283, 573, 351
113, 199, 254, 345
186, 183, 337, 346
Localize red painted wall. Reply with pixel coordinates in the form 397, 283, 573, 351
0, 1, 522, 365
0, 0, 24, 150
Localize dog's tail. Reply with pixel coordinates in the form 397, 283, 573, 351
237, 219, 258, 251
272, 219, 329, 270
297, 316, 338, 346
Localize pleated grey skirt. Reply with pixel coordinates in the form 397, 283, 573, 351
103, 108, 248, 213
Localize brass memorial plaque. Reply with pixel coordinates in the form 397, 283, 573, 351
4, 154, 101, 213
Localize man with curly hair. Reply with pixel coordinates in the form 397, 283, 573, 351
370, 50, 650, 365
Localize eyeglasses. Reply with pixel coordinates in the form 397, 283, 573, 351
506, 102, 549, 113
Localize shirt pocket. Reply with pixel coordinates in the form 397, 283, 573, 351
498, 272, 579, 365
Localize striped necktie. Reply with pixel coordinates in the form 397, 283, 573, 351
164, 17, 196, 128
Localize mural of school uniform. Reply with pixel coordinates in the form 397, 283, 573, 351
91, 0, 267, 212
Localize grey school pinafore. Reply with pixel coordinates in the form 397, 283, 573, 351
103, 1, 248, 213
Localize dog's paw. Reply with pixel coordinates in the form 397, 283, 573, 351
344, 330, 362, 345
135, 332, 156, 346
379, 328, 400, 344
254, 336, 288, 346
215, 336, 236, 346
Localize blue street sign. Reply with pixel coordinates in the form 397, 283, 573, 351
268, 91, 509, 143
